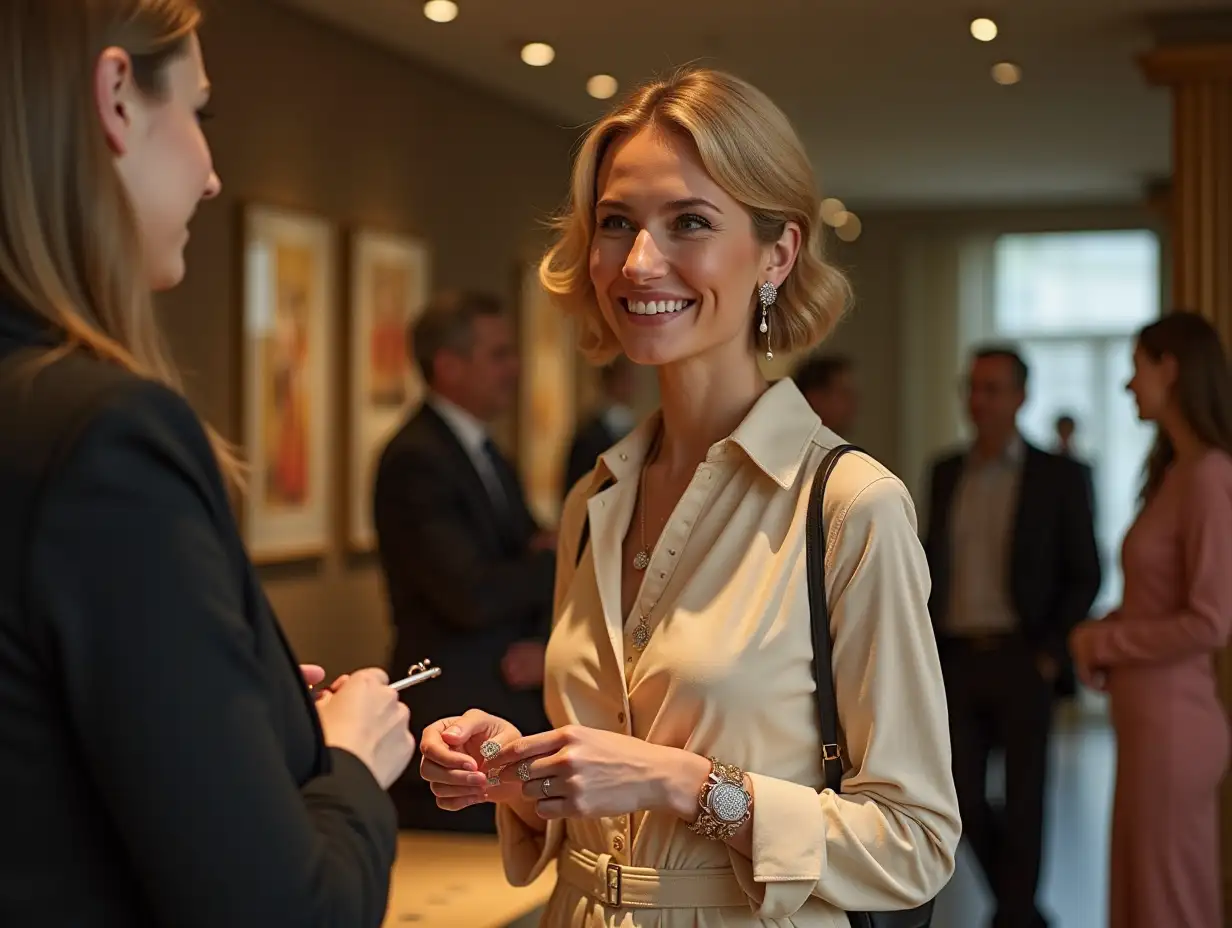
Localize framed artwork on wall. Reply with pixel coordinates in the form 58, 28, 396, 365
240, 204, 336, 564
517, 262, 576, 525
346, 229, 430, 551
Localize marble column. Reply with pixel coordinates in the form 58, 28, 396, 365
1140, 18, 1232, 916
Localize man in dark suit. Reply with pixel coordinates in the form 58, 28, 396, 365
922, 346, 1101, 928
791, 352, 858, 436
562, 356, 636, 496
373, 291, 555, 833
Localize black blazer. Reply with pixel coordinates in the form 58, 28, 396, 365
563, 412, 621, 498
0, 302, 396, 928
923, 441, 1102, 666
372, 404, 553, 747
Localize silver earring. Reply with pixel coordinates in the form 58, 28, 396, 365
758, 281, 777, 361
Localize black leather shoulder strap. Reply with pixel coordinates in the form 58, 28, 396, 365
805, 443, 864, 795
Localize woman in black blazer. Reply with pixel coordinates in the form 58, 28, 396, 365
0, 2, 415, 925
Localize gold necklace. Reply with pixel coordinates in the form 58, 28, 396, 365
630, 428, 665, 650
631, 428, 662, 572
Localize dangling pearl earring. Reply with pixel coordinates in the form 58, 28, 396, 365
758, 281, 778, 361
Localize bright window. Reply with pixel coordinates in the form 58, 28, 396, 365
992, 230, 1160, 613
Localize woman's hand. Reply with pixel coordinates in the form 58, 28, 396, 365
491, 725, 709, 821
317, 668, 416, 789
1069, 620, 1107, 690
419, 709, 525, 811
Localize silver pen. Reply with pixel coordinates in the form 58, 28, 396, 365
390, 660, 442, 691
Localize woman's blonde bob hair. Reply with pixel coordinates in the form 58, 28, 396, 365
540, 67, 851, 363
0, 0, 241, 485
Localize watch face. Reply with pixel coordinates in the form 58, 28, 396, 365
707, 781, 749, 823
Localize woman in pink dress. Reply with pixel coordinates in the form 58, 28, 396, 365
1070, 310, 1232, 928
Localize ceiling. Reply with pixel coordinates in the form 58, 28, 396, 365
271, 0, 1232, 209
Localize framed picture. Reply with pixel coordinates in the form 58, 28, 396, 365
517, 262, 577, 525
240, 205, 336, 564
347, 230, 431, 551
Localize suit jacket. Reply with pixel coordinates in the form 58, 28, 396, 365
923, 440, 1102, 672
0, 301, 396, 927
373, 404, 554, 756
563, 413, 621, 498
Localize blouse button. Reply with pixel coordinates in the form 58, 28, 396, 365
613, 834, 626, 852
617, 711, 627, 725
668, 549, 677, 556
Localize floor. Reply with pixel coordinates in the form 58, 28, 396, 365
932, 701, 1116, 928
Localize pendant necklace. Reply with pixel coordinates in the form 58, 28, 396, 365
630, 427, 664, 650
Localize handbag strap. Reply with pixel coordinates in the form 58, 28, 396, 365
805, 443, 864, 795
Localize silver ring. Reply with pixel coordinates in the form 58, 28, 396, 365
541, 777, 553, 798
517, 760, 532, 782
486, 766, 503, 787
480, 740, 501, 760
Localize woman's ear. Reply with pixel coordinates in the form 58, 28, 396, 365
94, 47, 137, 156
762, 220, 801, 289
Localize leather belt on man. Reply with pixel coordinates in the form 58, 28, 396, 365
557, 842, 749, 909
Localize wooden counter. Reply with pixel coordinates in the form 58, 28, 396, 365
382, 831, 555, 927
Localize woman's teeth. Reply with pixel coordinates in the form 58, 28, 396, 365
624, 299, 692, 316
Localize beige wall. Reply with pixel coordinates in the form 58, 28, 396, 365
162, 0, 574, 673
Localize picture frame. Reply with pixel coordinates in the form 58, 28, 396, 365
517, 262, 577, 525
240, 204, 336, 564
346, 229, 431, 552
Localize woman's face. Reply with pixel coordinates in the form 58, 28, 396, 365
588, 126, 797, 368
1126, 342, 1176, 422
101, 32, 221, 291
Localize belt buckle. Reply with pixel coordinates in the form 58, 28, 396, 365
604, 861, 622, 907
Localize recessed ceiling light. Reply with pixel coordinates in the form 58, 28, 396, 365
970, 17, 998, 42
991, 62, 1022, 85
836, 213, 863, 243
521, 42, 555, 67
587, 74, 619, 100
820, 198, 846, 226
423, 0, 458, 23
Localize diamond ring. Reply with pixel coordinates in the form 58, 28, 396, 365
487, 766, 503, 787
517, 760, 532, 781
480, 740, 501, 761
541, 777, 553, 798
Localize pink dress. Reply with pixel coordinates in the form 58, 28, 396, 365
1085, 450, 1232, 928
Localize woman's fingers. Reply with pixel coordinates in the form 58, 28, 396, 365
420, 759, 489, 788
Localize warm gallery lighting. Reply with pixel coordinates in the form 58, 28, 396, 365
991, 61, 1022, 85
587, 74, 619, 100
820, 198, 847, 226
521, 42, 556, 66
970, 17, 998, 42
423, 0, 458, 23
835, 212, 863, 243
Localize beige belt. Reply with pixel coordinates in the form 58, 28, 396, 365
557, 842, 749, 909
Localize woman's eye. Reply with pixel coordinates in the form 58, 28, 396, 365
598, 215, 633, 231
676, 213, 712, 231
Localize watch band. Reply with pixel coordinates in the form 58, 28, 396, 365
688, 756, 752, 841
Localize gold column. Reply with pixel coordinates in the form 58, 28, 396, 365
1140, 32, 1232, 919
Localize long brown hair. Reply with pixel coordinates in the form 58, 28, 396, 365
0, 0, 242, 485
1139, 310, 1232, 501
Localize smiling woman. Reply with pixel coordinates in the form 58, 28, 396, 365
419, 66, 960, 928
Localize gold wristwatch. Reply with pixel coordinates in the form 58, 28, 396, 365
688, 757, 752, 841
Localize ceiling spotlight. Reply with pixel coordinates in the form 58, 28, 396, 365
423, 0, 458, 23
991, 62, 1022, 85
820, 198, 847, 226
970, 17, 998, 42
587, 74, 619, 100
521, 42, 555, 67
836, 213, 863, 243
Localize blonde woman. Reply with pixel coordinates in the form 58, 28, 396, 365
420, 69, 960, 926
0, 1, 413, 924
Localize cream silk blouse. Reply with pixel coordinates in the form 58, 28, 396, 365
495, 379, 960, 926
